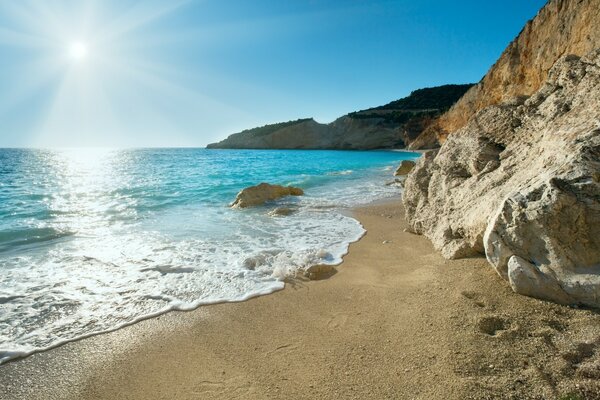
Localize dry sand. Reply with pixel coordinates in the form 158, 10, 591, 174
1, 199, 599, 400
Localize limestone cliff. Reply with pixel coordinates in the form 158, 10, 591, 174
206, 85, 472, 150
404, 48, 600, 307
409, 0, 600, 149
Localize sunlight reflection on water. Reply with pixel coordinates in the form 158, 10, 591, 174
0, 148, 420, 363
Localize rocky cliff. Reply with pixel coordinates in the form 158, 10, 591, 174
409, 0, 600, 149
403, 0, 600, 307
206, 85, 472, 150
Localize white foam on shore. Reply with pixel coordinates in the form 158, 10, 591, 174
327, 169, 354, 176
0, 157, 410, 365
0, 207, 368, 365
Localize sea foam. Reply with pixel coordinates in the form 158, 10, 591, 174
0, 148, 419, 363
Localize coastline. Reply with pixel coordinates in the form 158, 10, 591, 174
1, 199, 599, 399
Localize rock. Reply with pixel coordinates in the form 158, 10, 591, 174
231, 183, 304, 208
404, 50, 600, 308
484, 170, 600, 306
506, 256, 576, 305
394, 160, 416, 176
268, 207, 296, 217
409, 0, 600, 149
385, 178, 404, 187
304, 264, 336, 280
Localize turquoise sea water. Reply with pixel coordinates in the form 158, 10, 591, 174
0, 148, 419, 363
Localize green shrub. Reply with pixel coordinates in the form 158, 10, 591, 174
239, 118, 312, 138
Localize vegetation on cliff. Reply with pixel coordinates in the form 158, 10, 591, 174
233, 119, 313, 139
376, 84, 474, 111
207, 84, 473, 150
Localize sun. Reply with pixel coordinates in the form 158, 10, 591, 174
68, 41, 88, 61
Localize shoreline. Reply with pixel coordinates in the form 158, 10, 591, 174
0, 196, 389, 367
0, 148, 411, 367
0, 195, 389, 367
1, 199, 599, 399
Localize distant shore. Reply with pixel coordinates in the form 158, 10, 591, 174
1, 199, 599, 399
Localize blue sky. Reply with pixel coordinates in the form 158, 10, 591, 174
0, 0, 547, 147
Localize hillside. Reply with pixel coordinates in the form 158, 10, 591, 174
409, 0, 600, 149
206, 84, 472, 150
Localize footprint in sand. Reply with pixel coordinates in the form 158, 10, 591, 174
461, 290, 487, 308
560, 338, 600, 379
193, 376, 254, 395
476, 315, 514, 337
562, 339, 599, 365
327, 313, 349, 329
266, 343, 299, 356
542, 318, 568, 332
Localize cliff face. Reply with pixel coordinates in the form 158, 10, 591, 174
207, 119, 331, 149
403, 0, 600, 307
206, 117, 405, 150
206, 85, 472, 150
409, 0, 600, 149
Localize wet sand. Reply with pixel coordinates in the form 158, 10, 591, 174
1, 199, 599, 400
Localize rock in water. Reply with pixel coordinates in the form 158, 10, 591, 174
404, 50, 600, 308
231, 183, 304, 208
394, 160, 416, 176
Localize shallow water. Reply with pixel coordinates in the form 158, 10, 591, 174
0, 148, 419, 363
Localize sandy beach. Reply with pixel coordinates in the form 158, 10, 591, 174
1, 199, 599, 400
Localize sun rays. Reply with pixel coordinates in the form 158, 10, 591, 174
0, 0, 371, 148
0, 0, 252, 147
68, 41, 88, 61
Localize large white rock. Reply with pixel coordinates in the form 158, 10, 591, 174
506, 256, 576, 305
404, 51, 600, 307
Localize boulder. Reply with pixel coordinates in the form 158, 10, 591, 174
484, 172, 600, 306
403, 50, 600, 307
394, 160, 416, 176
231, 183, 304, 208
506, 256, 576, 306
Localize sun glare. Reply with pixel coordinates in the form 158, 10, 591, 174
69, 41, 88, 61
1, 1, 203, 147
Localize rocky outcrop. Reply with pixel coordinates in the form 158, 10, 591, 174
394, 160, 416, 176
207, 85, 473, 150
208, 119, 332, 149
409, 0, 600, 149
231, 183, 304, 208
404, 50, 600, 307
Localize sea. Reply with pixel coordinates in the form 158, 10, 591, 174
0, 148, 419, 363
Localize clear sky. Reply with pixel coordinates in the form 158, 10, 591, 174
0, 0, 547, 147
